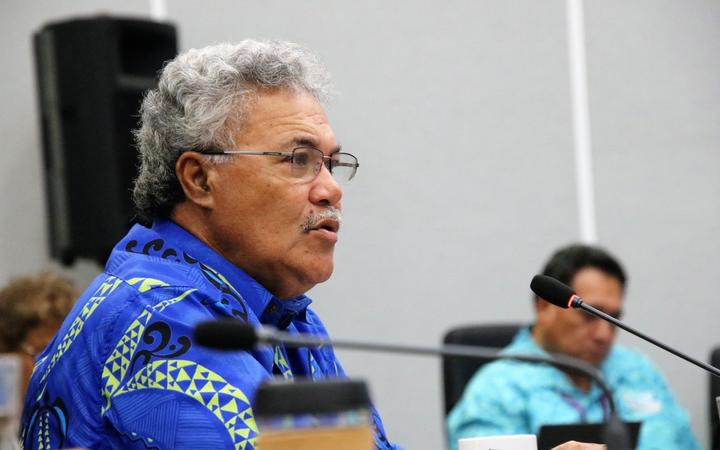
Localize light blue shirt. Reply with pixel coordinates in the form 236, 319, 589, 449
447, 327, 701, 450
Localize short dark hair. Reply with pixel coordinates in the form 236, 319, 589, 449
540, 243, 627, 292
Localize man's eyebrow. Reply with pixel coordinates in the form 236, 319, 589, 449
593, 306, 623, 318
288, 137, 317, 147
288, 137, 342, 154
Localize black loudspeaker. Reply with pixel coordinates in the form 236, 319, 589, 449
34, 17, 178, 265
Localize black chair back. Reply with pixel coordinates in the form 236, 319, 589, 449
710, 347, 720, 450
442, 323, 522, 415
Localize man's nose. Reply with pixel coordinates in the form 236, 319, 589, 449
592, 319, 615, 343
310, 164, 342, 207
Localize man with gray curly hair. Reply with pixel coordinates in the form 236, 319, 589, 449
20, 40, 400, 450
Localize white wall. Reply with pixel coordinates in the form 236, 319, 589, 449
1, 1, 719, 449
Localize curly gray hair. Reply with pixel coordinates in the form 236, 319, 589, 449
132, 40, 333, 223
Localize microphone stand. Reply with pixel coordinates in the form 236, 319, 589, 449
532, 275, 720, 379
253, 326, 632, 449
569, 298, 720, 378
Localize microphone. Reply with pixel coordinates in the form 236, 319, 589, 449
530, 274, 720, 378
194, 319, 632, 450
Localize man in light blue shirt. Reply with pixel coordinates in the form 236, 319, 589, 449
447, 244, 700, 450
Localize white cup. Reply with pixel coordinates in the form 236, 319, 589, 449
458, 434, 537, 450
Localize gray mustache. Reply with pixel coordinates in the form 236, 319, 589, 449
302, 207, 342, 232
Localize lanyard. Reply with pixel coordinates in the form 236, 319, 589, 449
557, 390, 610, 422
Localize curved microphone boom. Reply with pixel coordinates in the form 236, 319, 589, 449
194, 319, 605, 391
194, 319, 632, 450
530, 274, 720, 378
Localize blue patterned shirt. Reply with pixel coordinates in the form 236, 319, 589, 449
447, 327, 701, 450
21, 219, 400, 450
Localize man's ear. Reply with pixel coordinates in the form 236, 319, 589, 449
534, 297, 555, 321
175, 152, 215, 209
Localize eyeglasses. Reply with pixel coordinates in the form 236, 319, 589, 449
202, 147, 359, 183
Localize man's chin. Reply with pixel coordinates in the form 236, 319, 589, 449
285, 247, 335, 287
587, 352, 609, 367
299, 256, 334, 285
313, 264, 334, 284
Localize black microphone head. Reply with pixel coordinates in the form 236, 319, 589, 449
193, 319, 258, 350
530, 275, 577, 309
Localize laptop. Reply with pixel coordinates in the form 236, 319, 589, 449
537, 421, 641, 450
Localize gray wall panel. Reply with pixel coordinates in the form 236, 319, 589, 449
587, 0, 720, 445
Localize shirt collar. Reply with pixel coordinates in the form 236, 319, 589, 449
506, 327, 606, 399
149, 219, 312, 329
